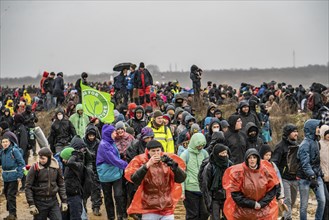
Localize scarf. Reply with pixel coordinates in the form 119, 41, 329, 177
210, 155, 229, 192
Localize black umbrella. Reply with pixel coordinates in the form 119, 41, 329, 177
113, 62, 132, 72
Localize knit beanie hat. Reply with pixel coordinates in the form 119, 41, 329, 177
220, 120, 229, 129
115, 121, 126, 131
38, 147, 53, 157
190, 123, 200, 133
153, 110, 163, 118
60, 147, 75, 160
259, 144, 272, 159
141, 127, 154, 140
213, 143, 229, 155
146, 140, 163, 150
163, 114, 171, 122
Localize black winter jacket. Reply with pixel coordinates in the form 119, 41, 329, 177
133, 69, 153, 89
224, 129, 247, 165
63, 151, 84, 196
48, 119, 76, 148
43, 77, 55, 94
272, 138, 298, 180
126, 139, 146, 163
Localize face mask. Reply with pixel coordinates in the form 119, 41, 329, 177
213, 128, 219, 132
57, 114, 63, 120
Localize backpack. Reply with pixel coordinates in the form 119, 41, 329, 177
307, 94, 315, 111
286, 145, 300, 175
10, 144, 24, 160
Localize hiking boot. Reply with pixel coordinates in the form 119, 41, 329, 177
92, 208, 101, 216
3, 214, 17, 220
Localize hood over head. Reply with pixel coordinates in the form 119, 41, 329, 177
228, 115, 241, 131
188, 133, 206, 153
70, 135, 87, 150
244, 148, 261, 168
101, 124, 116, 143
304, 119, 321, 140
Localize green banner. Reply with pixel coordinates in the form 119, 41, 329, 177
81, 83, 114, 123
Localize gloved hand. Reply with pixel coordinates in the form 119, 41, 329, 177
161, 155, 178, 170
309, 176, 319, 190
61, 203, 68, 212
29, 205, 39, 215
254, 202, 261, 210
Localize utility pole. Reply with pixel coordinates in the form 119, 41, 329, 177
293, 50, 296, 68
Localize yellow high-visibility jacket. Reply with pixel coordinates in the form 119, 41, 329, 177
147, 121, 174, 153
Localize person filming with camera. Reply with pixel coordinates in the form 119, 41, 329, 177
124, 140, 186, 220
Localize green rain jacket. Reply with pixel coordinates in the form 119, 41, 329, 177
69, 104, 89, 138
180, 133, 209, 194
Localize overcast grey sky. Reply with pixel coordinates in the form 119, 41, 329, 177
0, 0, 328, 78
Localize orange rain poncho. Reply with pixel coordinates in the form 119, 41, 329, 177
124, 150, 186, 216
222, 160, 279, 220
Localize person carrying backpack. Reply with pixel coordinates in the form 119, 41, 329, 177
180, 133, 210, 220
200, 144, 232, 220
25, 147, 68, 220
0, 134, 26, 220
272, 124, 299, 220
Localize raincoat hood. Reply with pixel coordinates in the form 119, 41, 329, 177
76, 104, 83, 111
304, 119, 320, 140
102, 124, 115, 143
188, 133, 206, 154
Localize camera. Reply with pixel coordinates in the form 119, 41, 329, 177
160, 155, 178, 169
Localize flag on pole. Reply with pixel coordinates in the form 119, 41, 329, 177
81, 83, 114, 123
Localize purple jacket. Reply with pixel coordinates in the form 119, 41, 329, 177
96, 124, 127, 169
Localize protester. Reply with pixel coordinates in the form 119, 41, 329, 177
124, 140, 186, 220
43, 72, 56, 110
148, 110, 174, 153
180, 133, 209, 220
25, 147, 68, 220
53, 72, 65, 107
297, 119, 326, 220
222, 148, 280, 220
272, 123, 299, 220
83, 124, 102, 216
134, 62, 153, 105
0, 134, 26, 220
319, 124, 329, 220
60, 146, 85, 220
75, 72, 88, 103
96, 124, 128, 220
224, 115, 247, 164
200, 144, 232, 220
48, 109, 76, 153
69, 104, 89, 138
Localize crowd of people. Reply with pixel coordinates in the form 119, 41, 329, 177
0, 62, 328, 220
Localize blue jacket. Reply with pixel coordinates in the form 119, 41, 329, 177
0, 145, 25, 182
297, 119, 323, 179
127, 71, 136, 91
96, 124, 128, 182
